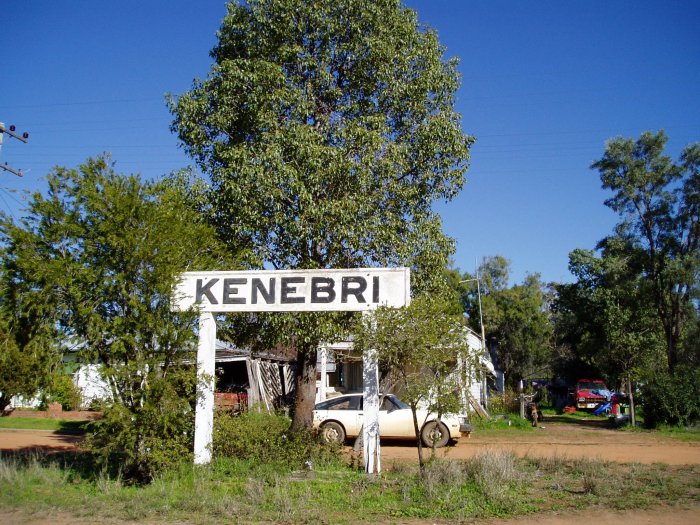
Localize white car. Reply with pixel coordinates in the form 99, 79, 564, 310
313, 393, 472, 447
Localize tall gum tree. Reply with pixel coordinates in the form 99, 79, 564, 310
591, 131, 700, 371
170, 0, 473, 431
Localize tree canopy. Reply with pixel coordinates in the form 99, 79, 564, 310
170, 0, 474, 430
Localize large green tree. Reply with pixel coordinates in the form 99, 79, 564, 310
591, 131, 700, 370
170, 0, 473, 430
0, 157, 229, 480
555, 242, 665, 386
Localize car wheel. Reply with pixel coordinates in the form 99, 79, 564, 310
421, 421, 450, 448
320, 421, 346, 444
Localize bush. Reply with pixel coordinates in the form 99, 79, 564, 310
85, 368, 196, 483
463, 451, 520, 500
488, 389, 521, 415
640, 364, 700, 428
213, 409, 339, 468
43, 372, 82, 411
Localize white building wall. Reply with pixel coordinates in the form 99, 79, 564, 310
74, 364, 112, 407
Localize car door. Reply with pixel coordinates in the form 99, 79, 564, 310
377, 395, 415, 438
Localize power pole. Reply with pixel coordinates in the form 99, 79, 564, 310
0, 122, 30, 177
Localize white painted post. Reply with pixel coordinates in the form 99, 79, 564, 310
319, 346, 328, 402
362, 346, 381, 475
194, 312, 216, 465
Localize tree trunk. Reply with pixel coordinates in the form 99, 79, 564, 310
411, 405, 424, 471
290, 346, 318, 433
627, 375, 636, 427
431, 414, 441, 458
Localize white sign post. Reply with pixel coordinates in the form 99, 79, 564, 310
172, 268, 410, 472
193, 312, 216, 465
362, 345, 381, 474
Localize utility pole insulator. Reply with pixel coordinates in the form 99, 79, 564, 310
0, 121, 30, 177
0, 123, 29, 143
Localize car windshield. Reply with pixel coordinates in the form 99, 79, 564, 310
389, 395, 410, 410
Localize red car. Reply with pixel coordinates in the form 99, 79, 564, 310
575, 379, 609, 410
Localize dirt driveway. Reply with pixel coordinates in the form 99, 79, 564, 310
378, 417, 700, 465
0, 429, 83, 454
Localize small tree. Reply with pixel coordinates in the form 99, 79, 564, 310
354, 295, 469, 469
0, 156, 230, 480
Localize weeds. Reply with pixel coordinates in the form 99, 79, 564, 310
465, 451, 520, 500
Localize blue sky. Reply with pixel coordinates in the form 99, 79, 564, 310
2, 1, 698, 285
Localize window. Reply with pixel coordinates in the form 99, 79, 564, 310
316, 395, 361, 410
380, 396, 398, 411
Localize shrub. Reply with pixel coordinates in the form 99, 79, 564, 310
85, 367, 196, 483
639, 364, 700, 428
488, 389, 521, 415
213, 409, 339, 468
43, 372, 83, 411
463, 451, 519, 499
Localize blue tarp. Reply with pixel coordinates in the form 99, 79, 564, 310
592, 402, 611, 415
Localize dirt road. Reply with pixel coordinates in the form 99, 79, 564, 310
379, 418, 700, 465
0, 429, 83, 454
1, 416, 699, 464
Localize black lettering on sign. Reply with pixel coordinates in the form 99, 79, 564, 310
311, 277, 336, 303
251, 278, 275, 304
196, 278, 219, 304
373, 276, 379, 303
341, 276, 367, 303
281, 277, 305, 304
223, 278, 246, 304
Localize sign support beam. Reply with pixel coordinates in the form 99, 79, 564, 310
194, 311, 216, 465
362, 345, 380, 474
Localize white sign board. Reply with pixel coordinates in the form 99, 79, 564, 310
174, 268, 410, 313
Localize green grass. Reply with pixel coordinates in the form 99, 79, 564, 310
470, 414, 536, 436
621, 424, 700, 442
2, 450, 696, 524
482, 409, 700, 443
0, 417, 88, 433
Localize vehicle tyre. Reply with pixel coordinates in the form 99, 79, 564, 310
320, 421, 346, 444
421, 421, 450, 448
